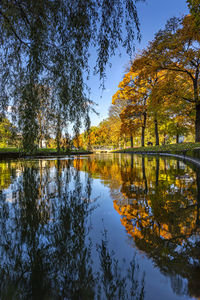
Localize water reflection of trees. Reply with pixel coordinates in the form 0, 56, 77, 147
114, 155, 200, 299
0, 160, 95, 299
0, 158, 145, 299
97, 230, 145, 300
73, 154, 200, 299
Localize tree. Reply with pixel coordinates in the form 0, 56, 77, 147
112, 22, 198, 147
187, 0, 200, 26
0, 0, 145, 151
129, 55, 168, 146
37, 86, 54, 148
113, 69, 148, 147
109, 100, 128, 148
120, 104, 141, 147
18, 84, 40, 152
0, 117, 17, 147
147, 15, 200, 141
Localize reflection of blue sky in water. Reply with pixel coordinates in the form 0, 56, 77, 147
0, 154, 199, 299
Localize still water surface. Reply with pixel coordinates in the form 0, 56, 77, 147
0, 154, 199, 300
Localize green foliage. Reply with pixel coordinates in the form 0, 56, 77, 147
0, 117, 17, 147
0, 148, 20, 153
0, 0, 144, 152
18, 84, 40, 152
187, 0, 200, 26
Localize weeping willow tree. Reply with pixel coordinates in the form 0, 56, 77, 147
0, 0, 145, 152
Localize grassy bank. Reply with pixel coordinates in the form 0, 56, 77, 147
115, 142, 200, 159
0, 148, 93, 159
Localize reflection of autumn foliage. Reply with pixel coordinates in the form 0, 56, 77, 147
73, 154, 200, 298
0, 156, 147, 299
73, 155, 124, 189
113, 157, 200, 298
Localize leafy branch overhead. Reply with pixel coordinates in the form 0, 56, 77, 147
0, 0, 144, 151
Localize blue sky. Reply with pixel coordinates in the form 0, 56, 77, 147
87, 0, 189, 128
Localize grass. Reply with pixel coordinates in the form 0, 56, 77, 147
0, 147, 92, 157
0, 147, 58, 153
120, 142, 200, 152
115, 142, 200, 159
0, 147, 21, 153
3, 143, 200, 159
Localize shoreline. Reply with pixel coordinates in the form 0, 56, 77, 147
0, 150, 93, 160
114, 149, 200, 167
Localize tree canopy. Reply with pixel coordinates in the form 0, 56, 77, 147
0, 0, 145, 151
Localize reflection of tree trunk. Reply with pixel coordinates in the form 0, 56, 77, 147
39, 160, 43, 198
131, 154, 133, 169
129, 154, 134, 185
141, 112, 147, 147
142, 156, 148, 194
86, 175, 92, 202
156, 157, 159, 187
164, 158, 167, 173
56, 159, 61, 197
154, 116, 159, 146
130, 134, 133, 148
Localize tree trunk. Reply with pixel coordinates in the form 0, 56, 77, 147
87, 130, 91, 151
130, 134, 133, 148
154, 116, 159, 146
163, 133, 166, 145
195, 103, 200, 142
176, 133, 179, 144
194, 74, 200, 142
38, 113, 43, 148
176, 123, 179, 143
196, 169, 200, 227
123, 135, 126, 149
56, 114, 61, 153
141, 112, 147, 147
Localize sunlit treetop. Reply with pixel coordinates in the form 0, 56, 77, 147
187, 0, 200, 26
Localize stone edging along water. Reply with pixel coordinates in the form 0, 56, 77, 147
114, 150, 200, 168
149, 152, 200, 167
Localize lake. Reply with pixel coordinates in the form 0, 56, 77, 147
0, 153, 199, 300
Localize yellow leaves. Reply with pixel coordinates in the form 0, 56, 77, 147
111, 14, 199, 145
181, 14, 200, 41
73, 135, 83, 148
112, 90, 122, 104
